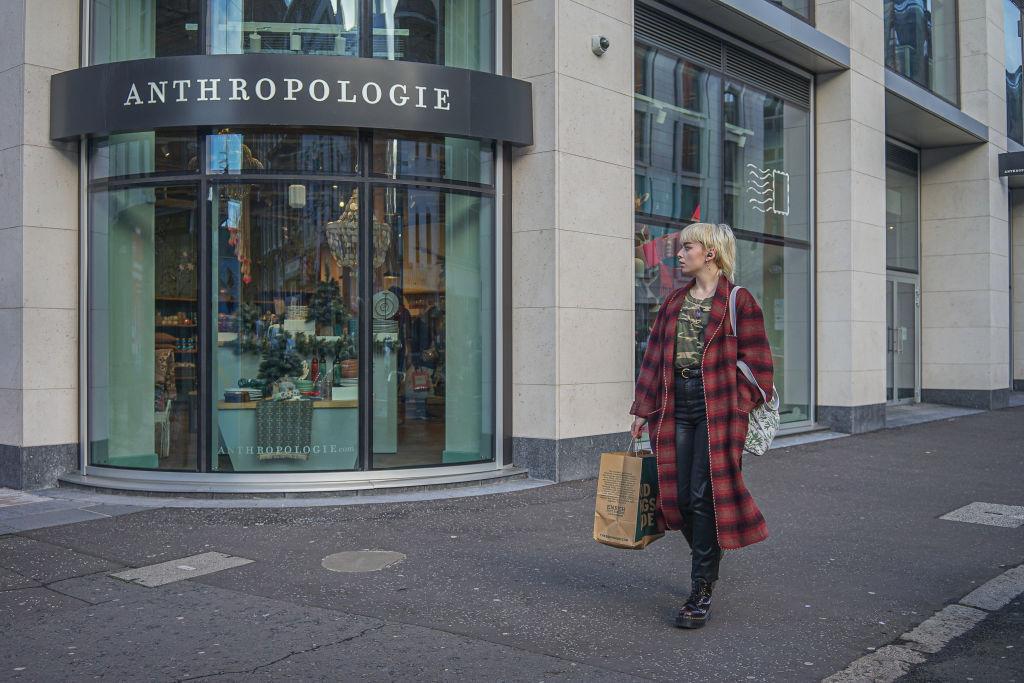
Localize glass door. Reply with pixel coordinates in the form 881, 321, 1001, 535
886, 275, 919, 404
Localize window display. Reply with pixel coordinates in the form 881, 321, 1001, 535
88, 128, 496, 473
211, 181, 361, 472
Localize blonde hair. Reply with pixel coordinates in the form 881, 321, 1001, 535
679, 222, 736, 281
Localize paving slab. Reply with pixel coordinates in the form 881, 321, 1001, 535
0, 536, 123, 584
0, 587, 90, 632
46, 574, 157, 605
2, 508, 109, 532
0, 567, 38, 591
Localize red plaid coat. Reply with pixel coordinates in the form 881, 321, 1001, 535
630, 275, 774, 550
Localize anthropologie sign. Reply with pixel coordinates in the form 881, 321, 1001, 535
50, 54, 533, 145
121, 76, 453, 111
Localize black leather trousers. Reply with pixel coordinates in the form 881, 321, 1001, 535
674, 374, 722, 583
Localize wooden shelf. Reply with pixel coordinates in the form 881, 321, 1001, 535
157, 323, 197, 328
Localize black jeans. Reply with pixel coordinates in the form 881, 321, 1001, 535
674, 374, 722, 584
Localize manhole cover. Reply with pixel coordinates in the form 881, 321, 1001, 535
322, 551, 406, 573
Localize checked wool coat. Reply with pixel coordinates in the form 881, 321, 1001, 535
630, 274, 774, 550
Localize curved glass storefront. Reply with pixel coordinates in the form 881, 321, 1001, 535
86, 1, 499, 476
89, 128, 495, 473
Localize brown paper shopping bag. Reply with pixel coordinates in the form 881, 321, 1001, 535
593, 440, 664, 550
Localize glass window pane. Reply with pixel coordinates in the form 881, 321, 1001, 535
89, 186, 200, 470
886, 142, 920, 272
767, 0, 812, 20
373, 0, 494, 72
210, 181, 361, 472
723, 82, 810, 241
733, 239, 812, 424
634, 44, 722, 222
371, 131, 494, 185
91, 131, 199, 180
1005, 0, 1024, 144
370, 186, 494, 468
205, 129, 359, 176
92, 0, 201, 64
884, 0, 959, 103
209, 0, 360, 56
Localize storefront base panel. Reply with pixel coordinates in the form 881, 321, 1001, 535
58, 465, 528, 498
816, 404, 887, 435
512, 432, 630, 483
0, 443, 79, 491
921, 389, 1010, 411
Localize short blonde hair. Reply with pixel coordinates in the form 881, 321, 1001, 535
679, 222, 736, 281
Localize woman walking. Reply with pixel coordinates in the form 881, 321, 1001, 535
629, 222, 774, 629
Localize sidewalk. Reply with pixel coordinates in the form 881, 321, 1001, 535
1, 407, 1023, 681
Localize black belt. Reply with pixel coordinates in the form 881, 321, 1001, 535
678, 367, 702, 378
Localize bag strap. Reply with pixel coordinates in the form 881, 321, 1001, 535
729, 285, 780, 411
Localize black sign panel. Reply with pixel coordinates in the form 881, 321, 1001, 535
999, 151, 1024, 177
50, 54, 533, 145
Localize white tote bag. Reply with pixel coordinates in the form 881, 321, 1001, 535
728, 287, 781, 456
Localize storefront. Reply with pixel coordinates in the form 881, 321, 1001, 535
52, 0, 532, 483
632, 4, 814, 427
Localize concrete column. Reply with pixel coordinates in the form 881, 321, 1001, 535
813, 0, 889, 432
918, 0, 1011, 410
510, 0, 634, 480
0, 0, 81, 489
1012, 190, 1024, 391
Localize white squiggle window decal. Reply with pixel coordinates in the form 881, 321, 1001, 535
745, 164, 790, 216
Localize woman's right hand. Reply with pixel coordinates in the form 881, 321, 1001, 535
630, 416, 647, 439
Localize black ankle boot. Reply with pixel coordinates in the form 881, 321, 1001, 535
675, 578, 713, 629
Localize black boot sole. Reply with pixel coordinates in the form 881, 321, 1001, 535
674, 612, 710, 629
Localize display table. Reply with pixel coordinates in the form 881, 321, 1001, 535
216, 399, 358, 471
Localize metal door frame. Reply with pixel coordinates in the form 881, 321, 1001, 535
886, 271, 921, 405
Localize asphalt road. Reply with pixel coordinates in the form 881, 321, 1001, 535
1, 407, 1023, 681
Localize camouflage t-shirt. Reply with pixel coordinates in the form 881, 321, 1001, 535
674, 293, 713, 371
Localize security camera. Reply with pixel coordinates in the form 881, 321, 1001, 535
591, 35, 610, 56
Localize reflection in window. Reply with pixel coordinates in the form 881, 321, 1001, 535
1006, 0, 1024, 144
372, 0, 494, 71
634, 43, 720, 222
211, 181, 361, 472
370, 186, 494, 468
205, 129, 359, 176
91, 131, 199, 180
885, 142, 920, 272
371, 130, 494, 185
723, 83, 810, 241
767, 0, 812, 21
90, 186, 200, 470
884, 0, 958, 103
210, 0, 360, 56
92, 0, 202, 63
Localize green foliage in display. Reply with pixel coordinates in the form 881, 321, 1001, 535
306, 279, 351, 329
258, 335, 304, 385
